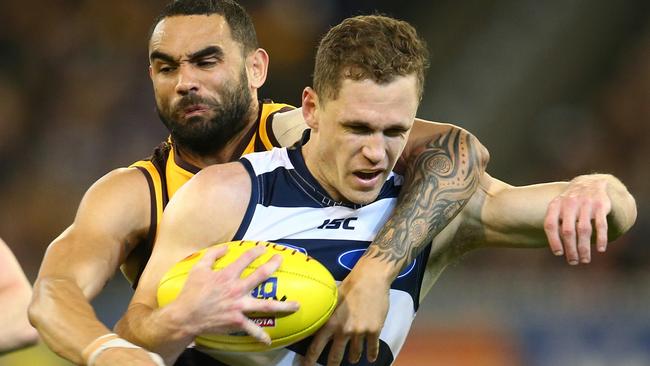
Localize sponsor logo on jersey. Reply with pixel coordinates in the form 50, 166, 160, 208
317, 217, 358, 230
338, 249, 416, 278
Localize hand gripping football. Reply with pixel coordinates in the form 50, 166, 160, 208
157, 240, 337, 352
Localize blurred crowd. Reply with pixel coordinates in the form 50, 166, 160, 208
0, 0, 648, 364
1, 0, 646, 277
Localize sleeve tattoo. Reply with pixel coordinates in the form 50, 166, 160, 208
364, 129, 486, 269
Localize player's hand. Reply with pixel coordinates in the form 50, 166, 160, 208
303, 262, 390, 366
93, 347, 161, 366
169, 246, 299, 344
544, 175, 612, 265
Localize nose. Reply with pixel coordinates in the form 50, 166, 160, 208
174, 64, 200, 96
361, 133, 386, 165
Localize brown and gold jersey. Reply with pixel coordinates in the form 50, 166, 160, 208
122, 100, 294, 286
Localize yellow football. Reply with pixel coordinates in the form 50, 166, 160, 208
157, 240, 337, 352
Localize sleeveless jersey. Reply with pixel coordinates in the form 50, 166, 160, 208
121, 101, 294, 286
184, 139, 432, 366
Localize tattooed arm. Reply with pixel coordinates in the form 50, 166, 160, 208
369, 121, 486, 268
303, 120, 489, 366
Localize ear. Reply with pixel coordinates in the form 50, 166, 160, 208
246, 48, 269, 89
302, 87, 320, 131
148, 65, 154, 80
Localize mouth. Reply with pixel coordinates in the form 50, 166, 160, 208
182, 104, 210, 118
352, 170, 385, 187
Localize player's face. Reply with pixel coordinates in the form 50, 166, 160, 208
149, 15, 254, 154
306, 76, 419, 205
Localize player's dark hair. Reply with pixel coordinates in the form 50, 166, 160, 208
314, 15, 429, 103
151, 0, 258, 54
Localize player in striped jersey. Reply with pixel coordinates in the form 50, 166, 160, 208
29, 2, 487, 365
116, 14, 636, 366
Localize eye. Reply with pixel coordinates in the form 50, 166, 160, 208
384, 128, 407, 137
158, 65, 176, 74
196, 58, 219, 68
346, 125, 372, 135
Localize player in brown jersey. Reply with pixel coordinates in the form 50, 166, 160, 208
28, 1, 489, 365
123, 100, 294, 287
28, 2, 305, 365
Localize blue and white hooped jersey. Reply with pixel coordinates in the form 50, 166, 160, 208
190, 144, 432, 366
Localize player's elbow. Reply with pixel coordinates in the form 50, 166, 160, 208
28, 278, 50, 331
28, 276, 70, 332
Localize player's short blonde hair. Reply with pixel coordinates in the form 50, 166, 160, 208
314, 15, 430, 103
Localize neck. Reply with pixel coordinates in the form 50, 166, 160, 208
175, 100, 259, 168
301, 134, 343, 202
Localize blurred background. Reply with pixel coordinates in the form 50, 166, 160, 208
0, 0, 648, 365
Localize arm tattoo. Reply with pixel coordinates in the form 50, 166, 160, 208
364, 129, 485, 269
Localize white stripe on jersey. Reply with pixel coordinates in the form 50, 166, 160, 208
243, 147, 294, 175
243, 199, 396, 242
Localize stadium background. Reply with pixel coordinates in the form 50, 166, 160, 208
0, 0, 648, 365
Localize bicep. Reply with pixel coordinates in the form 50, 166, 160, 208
37, 168, 150, 297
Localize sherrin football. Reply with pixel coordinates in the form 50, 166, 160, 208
157, 240, 337, 352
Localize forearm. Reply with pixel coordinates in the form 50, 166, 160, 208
0, 282, 38, 353
363, 129, 487, 279
28, 276, 112, 363
115, 302, 193, 364
480, 173, 637, 249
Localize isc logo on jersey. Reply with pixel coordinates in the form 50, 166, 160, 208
317, 217, 357, 230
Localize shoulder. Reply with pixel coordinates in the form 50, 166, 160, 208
169, 162, 250, 212
160, 162, 251, 242
95, 166, 151, 187
398, 119, 489, 174
83, 167, 149, 200
84, 167, 150, 208
412, 119, 489, 164
191, 161, 249, 188
73, 167, 151, 234
268, 107, 307, 147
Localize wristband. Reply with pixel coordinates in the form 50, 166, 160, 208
81, 333, 119, 363
82, 333, 165, 366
